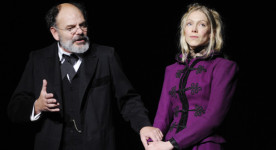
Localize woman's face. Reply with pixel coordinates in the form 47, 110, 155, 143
184, 10, 210, 50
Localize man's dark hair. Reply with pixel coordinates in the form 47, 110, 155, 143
45, 2, 88, 29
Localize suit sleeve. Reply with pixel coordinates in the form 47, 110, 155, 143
153, 67, 173, 135
171, 60, 239, 149
108, 50, 151, 133
7, 52, 37, 124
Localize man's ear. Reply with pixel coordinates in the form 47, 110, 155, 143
50, 27, 59, 41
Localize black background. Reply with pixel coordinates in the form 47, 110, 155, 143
1, 0, 274, 149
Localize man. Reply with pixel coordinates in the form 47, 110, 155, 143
7, 2, 162, 150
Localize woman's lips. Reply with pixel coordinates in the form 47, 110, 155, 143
190, 36, 198, 38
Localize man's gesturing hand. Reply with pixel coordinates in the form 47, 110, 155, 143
34, 79, 60, 115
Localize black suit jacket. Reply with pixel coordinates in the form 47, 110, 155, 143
8, 43, 151, 150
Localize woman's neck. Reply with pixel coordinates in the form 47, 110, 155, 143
190, 46, 206, 58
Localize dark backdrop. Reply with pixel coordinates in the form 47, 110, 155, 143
1, 0, 274, 150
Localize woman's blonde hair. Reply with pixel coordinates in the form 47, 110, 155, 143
179, 3, 223, 62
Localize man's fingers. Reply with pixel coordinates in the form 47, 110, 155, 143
41, 79, 48, 93
45, 93, 54, 99
151, 134, 163, 142
150, 131, 162, 141
45, 98, 59, 107
47, 104, 59, 109
47, 107, 60, 112
150, 135, 158, 142
141, 136, 148, 149
45, 98, 57, 104
157, 130, 163, 140
46, 102, 59, 107
153, 129, 163, 141
46, 102, 60, 112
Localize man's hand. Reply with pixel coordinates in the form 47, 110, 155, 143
34, 79, 60, 114
140, 126, 163, 149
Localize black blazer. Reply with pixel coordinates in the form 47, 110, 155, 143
7, 43, 151, 150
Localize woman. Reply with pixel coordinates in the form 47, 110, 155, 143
148, 3, 238, 150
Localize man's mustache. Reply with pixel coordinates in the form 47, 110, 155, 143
72, 35, 89, 42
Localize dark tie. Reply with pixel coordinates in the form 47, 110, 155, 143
61, 54, 79, 82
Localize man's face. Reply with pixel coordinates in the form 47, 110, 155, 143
51, 3, 90, 53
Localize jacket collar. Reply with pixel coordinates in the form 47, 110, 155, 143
175, 51, 223, 65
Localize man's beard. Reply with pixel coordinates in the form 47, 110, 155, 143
59, 35, 90, 54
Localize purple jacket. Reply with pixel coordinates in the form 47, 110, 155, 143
153, 55, 238, 149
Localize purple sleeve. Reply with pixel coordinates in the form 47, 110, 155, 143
153, 67, 174, 135
173, 60, 239, 149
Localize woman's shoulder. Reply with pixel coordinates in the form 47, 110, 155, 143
211, 57, 238, 68
210, 57, 239, 74
165, 62, 182, 71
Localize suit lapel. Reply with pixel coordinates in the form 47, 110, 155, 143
78, 47, 99, 110
52, 55, 63, 110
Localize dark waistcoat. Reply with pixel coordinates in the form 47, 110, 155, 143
60, 73, 83, 150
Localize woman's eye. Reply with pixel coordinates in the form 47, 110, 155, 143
186, 23, 192, 26
200, 23, 207, 27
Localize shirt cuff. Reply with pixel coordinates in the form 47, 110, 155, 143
30, 102, 41, 121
